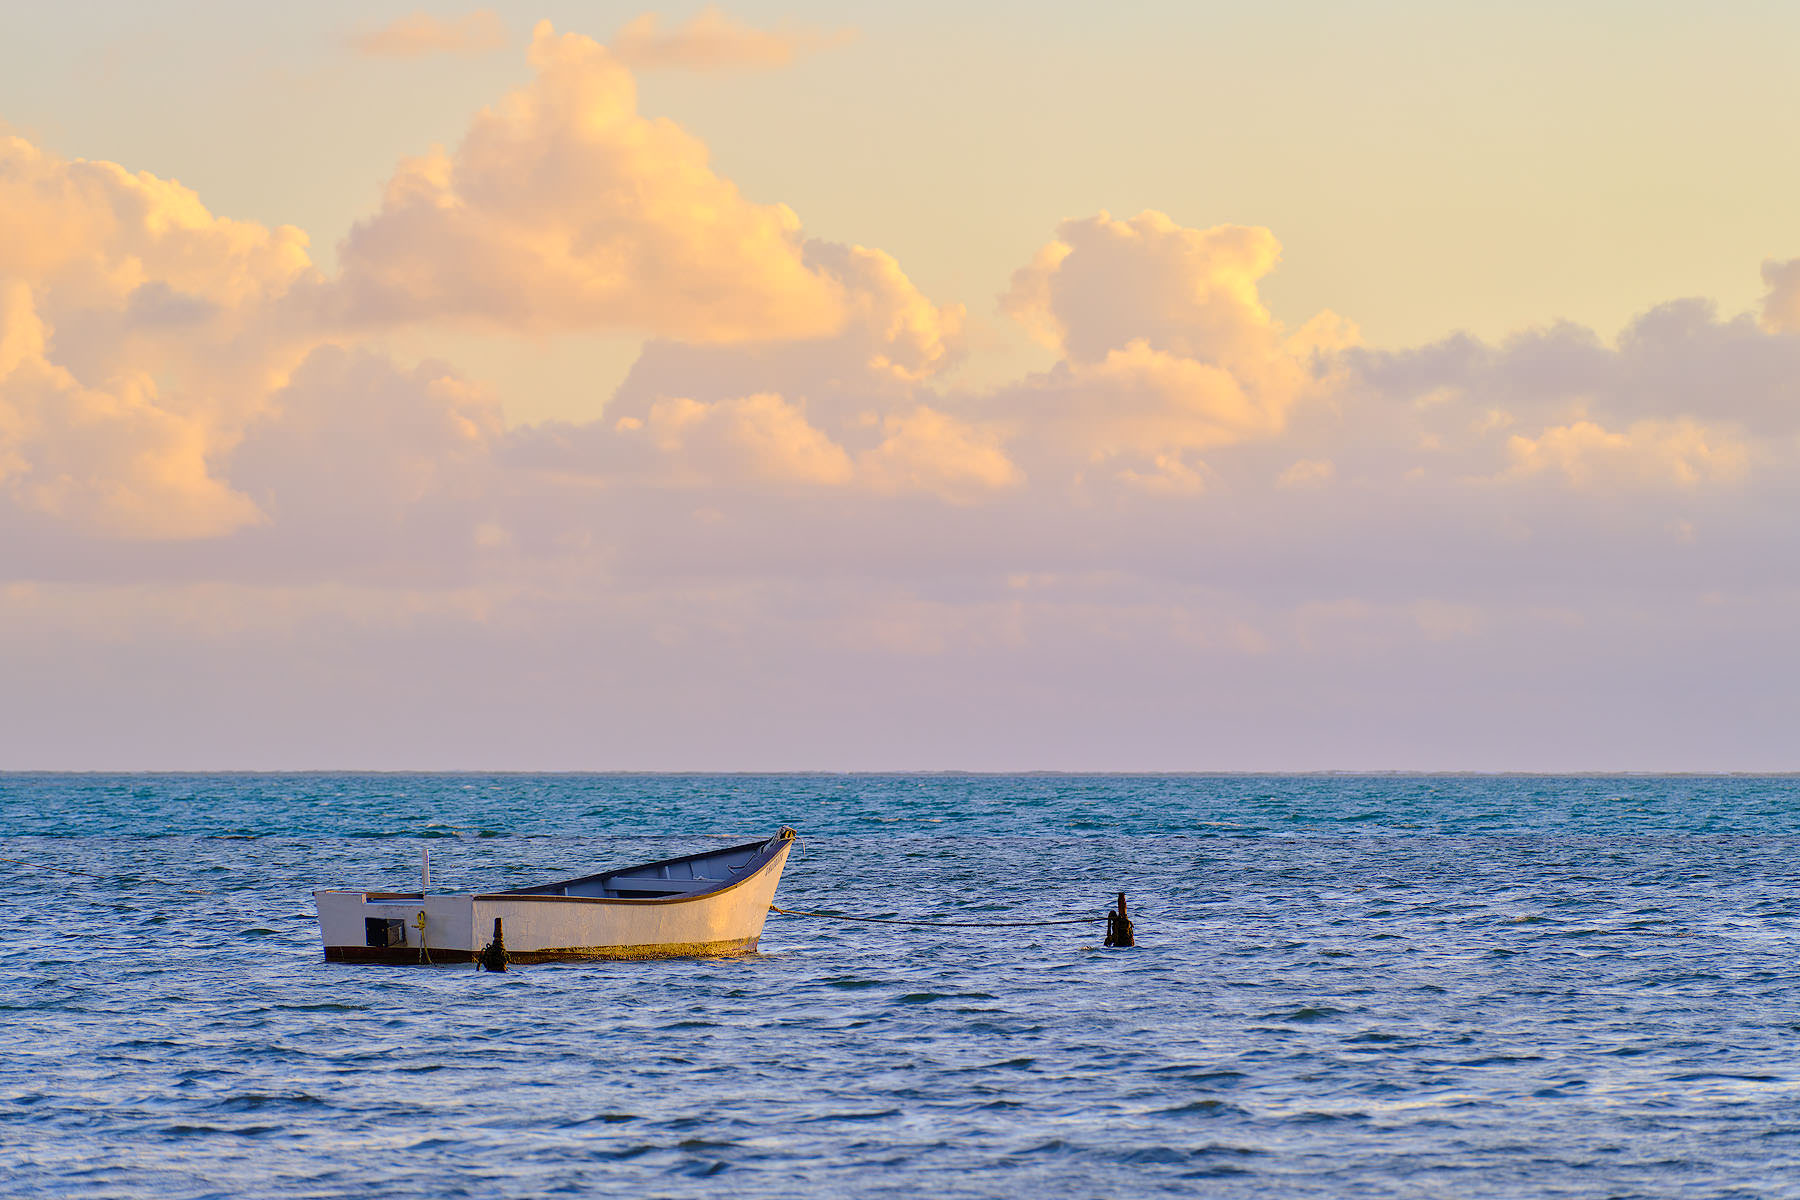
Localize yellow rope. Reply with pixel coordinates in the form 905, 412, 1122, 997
769, 904, 1102, 928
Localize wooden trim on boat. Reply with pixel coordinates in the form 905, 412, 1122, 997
323, 936, 761, 965
469, 868, 767, 905
483, 836, 788, 905
509, 837, 776, 895
338, 834, 790, 907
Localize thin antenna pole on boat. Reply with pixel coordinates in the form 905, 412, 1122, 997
421, 846, 430, 892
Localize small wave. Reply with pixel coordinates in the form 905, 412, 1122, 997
798, 1108, 901, 1123
209, 1091, 331, 1113
1264, 1005, 1342, 1023
1152, 1099, 1245, 1117
161, 1123, 280, 1137
558, 1112, 639, 1128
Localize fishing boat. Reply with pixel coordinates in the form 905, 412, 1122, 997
315, 827, 796, 965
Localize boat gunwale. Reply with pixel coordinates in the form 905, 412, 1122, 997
324, 833, 791, 908
502, 835, 777, 896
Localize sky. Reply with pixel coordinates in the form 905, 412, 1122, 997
3, 2, 1800, 769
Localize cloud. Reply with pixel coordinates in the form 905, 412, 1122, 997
857, 406, 1022, 500
345, 10, 507, 58
333, 22, 845, 342
1005, 212, 1290, 366
0, 135, 312, 317
611, 7, 852, 71
19, 86, 1800, 769
1004, 214, 1357, 374
610, 239, 964, 423
1503, 418, 1747, 490
624, 393, 855, 487
993, 211, 1355, 488
0, 134, 319, 539
1762, 257, 1800, 333
0, 282, 262, 539
1359, 299, 1800, 439
1277, 459, 1335, 488
516, 392, 1017, 502
232, 346, 502, 531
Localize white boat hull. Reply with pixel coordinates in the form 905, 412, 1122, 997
315, 830, 794, 964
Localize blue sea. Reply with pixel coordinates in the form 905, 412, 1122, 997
3, 774, 1799, 1198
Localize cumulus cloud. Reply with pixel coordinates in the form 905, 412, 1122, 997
516, 391, 1017, 502
345, 10, 507, 58
333, 22, 845, 342
17, 66, 1800, 770
0, 136, 312, 310
1360, 300, 1800, 440
0, 135, 319, 539
1005, 212, 1291, 366
13, 104, 1800, 765
622, 393, 854, 487
993, 211, 1355, 489
609, 239, 964, 424
1502, 418, 1747, 490
1761, 258, 1800, 334
611, 7, 852, 71
232, 346, 502, 529
857, 406, 1022, 500
0, 283, 262, 538
563, 235, 992, 499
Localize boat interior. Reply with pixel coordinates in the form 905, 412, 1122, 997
491, 834, 787, 900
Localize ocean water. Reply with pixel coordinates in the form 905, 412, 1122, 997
3, 774, 1799, 1199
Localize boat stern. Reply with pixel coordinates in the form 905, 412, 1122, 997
315, 889, 478, 964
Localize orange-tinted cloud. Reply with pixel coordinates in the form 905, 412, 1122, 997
0, 135, 311, 314
857, 406, 1022, 500
345, 10, 507, 58
0, 283, 262, 538
334, 22, 845, 342
606, 239, 965, 445
0, 135, 318, 538
1503, 418, 1747, 490
1005, 212, 1292, 366
611, 7, 853, 71
626, 393, 855, 487
591, 393, 1020, 502
996, 211, 1355, 489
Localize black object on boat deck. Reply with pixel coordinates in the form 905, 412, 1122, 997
1104, 893, 1135, 947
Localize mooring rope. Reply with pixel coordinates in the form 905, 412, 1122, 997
769, 904, 1104, 928
0, 855, 212, 895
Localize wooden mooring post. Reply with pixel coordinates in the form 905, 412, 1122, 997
478, 917, 509, 972
1103, 892, 1135, 947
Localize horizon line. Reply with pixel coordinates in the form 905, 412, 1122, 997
5, 768, 1800, 778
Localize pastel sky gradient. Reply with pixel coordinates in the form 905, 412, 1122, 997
4, 2, 1800, 768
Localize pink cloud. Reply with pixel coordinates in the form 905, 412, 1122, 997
345, 10, 507, 58
1762, 257, 1800, 334
611, 7, 853, 71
